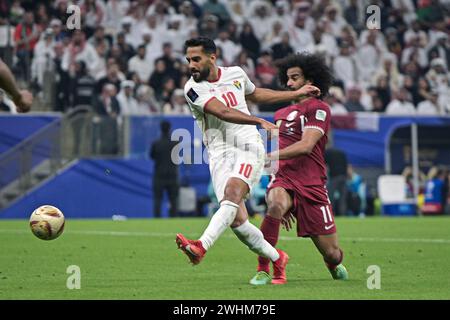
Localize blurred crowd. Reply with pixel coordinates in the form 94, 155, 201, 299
402, 165, 450, 214
0, 0, 449, 116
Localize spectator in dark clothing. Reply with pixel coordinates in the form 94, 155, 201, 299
226, 21, 240, 44
109, 43, 130, 73
344, 0, 363, 33
92, 83, 121, 155
155, 76, 175, 105
325, 147, 349, 216
239, 22, 260, 63
271, 32, 294, 61
344, 86, 366, 112
70, 60, 96, 107
367, 87, 386, 113
373, 75, 391, 111
93, 83, 120, 116
149, 58, 168, 93
403, 75, 423, 106
53, 42, 70, 112
68, 60, 96, 155
95, 62, 121, 94
157, 42, 181, 85
150, 121, 179, 218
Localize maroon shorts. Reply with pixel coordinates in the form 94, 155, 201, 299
267, 176, 337, 237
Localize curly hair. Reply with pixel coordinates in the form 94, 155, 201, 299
275, 52, 333, 99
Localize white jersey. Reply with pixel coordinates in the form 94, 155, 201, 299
184, 66, 265, 202
184, 66, 261, 150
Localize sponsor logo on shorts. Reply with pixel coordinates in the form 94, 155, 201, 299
324, 224, 334, 230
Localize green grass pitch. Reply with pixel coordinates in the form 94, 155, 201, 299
1, 216, 449, 299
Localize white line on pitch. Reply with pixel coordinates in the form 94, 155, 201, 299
1, 229, 450, 244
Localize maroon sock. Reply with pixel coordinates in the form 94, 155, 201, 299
257, 215, 281, 273
325, 249, 344, 270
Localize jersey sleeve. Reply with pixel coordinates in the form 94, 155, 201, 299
238, 67, 256, 95
304, 102, 331, 135
184, 82, 215, 112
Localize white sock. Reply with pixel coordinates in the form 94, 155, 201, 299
232, 220, 280, 262
199, 200, 239, 251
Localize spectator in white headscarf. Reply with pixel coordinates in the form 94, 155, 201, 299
117, 80, 139, 115
417, 89, 445, 115
247, 0, 274, 42
385, 88, 416, 115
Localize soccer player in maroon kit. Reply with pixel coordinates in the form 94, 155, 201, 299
250, 53, 348, 285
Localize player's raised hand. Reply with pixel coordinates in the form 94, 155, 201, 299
259, 119, 278, 140
281, 212, 296, 232
296, 84, 321, 98
14, 90, 33, 113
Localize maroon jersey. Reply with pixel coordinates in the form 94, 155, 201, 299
273, 98, 331, 188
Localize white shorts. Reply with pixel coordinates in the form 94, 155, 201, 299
208, 141, 266, 203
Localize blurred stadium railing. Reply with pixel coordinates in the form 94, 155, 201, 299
0, 107, 127, 208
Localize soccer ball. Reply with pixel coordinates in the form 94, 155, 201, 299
29, 205, 65, 240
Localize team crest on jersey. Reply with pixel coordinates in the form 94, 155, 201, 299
233, 80, 242, 90
316, 109, 327, 121
287, 110, 298, 121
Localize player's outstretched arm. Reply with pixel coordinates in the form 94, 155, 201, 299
204, 97, 277, 130
246, 85, 320, 105
267, 128, 323, 160
0, 59, 32, 113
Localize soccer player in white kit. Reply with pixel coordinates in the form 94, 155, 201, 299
176, 37, 320, 282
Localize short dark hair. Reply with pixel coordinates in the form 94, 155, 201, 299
184, 37, 216, 55
77, 60, 87, 74
275, 52, 333, 99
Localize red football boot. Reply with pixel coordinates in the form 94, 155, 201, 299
271, 249, 289, 285
175, 233, 206, 265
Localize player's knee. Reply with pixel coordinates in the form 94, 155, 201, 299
223, 185, 245, 203
267, 201, 287, 219
224, 178, 249, 203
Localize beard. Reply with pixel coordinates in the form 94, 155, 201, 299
191, 66, 210, 82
